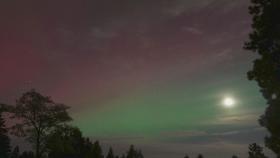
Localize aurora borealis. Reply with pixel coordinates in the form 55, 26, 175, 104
0, 0, 273, 158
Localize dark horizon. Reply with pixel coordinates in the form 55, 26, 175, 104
0, 1, 277, 158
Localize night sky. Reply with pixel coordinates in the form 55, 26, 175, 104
0, 0, 273, 158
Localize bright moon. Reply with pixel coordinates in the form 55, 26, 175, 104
223, 97, 235, 108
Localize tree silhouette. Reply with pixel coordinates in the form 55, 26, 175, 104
248, 143, 268, 158
0, 107, 11, 158
126, 145, 143, 158
138, 151, 144, 158
106, 147, 115, 158
245, 0, 280, 157
84, 138, 94, 158
232, 155, 238, 158
91, 141, 104, 158
184, 154, 190, 158
47, 125, 85, 158
47, 125, 108, 158
10, 90, 72, 158
197, 154, 203, 158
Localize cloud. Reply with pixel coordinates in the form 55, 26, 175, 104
207, 113, 260, 126
182, 27, 203, 35
212, 130, 241, 136
164, 0, 218, 16
216, 49, 233, 59
159, 130, 208, 138
211, 127, 266, 137
91, 135, 146, 142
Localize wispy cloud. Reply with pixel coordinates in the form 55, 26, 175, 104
211, 127, 266, 136
182, 27, 204, 35
159, 130, 208, 138
207, 113, 260, 126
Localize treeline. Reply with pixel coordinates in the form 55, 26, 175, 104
0, 90, 144, 158
0, 90, 270, 158
182, 143, 268, 158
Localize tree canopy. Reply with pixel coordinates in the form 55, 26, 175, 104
47, 125, 85, 158
0, 108, 11, 158
106, 147, 115, 158
10, 89, 72, 158
245, 0, 280, 157
126, 145, 143, 158
197, 154, 204, 158
248, 143, 268, 158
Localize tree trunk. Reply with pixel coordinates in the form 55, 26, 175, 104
36, 131, 41, 158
